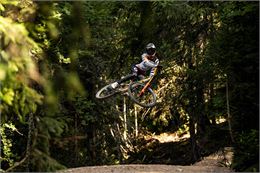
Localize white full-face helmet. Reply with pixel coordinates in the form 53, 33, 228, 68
146, 43, 156, 56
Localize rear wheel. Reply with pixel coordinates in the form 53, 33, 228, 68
128, 82, 157, 108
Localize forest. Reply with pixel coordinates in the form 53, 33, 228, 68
0, 0, 259, 172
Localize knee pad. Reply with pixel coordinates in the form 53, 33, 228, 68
132, 66, 138, 76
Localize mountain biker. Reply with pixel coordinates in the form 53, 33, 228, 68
110, 43, 160, 89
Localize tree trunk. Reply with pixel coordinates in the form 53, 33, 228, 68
134, 105, 138, 137
226, 81, 235, 143
189, 112, 199, 162
209, 83, 216, 125
187, 46, 200, 162
74, 112, 79, 167
123, 97, 127, 140
197, 85, 211, 136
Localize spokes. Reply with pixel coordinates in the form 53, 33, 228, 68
101, 87, 115, 97
129, 83, 156, 107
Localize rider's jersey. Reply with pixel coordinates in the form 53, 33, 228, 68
136, 53, 159, 77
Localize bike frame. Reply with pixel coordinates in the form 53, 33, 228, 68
138, 67, 159, 97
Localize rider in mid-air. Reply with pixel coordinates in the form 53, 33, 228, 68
110, 43, 160, 89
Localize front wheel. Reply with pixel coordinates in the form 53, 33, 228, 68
128, 82, 157, 108
96, 84, 118, 99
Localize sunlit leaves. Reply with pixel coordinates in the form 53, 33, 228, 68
0, 15, 43, 123
58, 52, 71, 64
0, 88, 14, 106
0, 16, 42, 82
0, 1, 45, 169
0, 0, 19, 7
0, 123, 21, 167
0, 3, 5, 11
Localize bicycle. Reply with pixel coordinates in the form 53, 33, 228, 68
96, 66, 162, 108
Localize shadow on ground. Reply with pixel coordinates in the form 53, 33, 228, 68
126, 122, 232, 166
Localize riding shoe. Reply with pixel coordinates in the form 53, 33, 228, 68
109, 82, 119, 89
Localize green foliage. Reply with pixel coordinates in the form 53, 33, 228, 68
0, 1, 258, 171
0, 14, 43, 121
0, 1, 87, 171
232, 130, 259, 171
0, 123, 18, 166
74, 96, 96, 126
207, 1, 258, 130
0, 2, 45, 169
205, 2, 259, 170
30, 149, 67, 172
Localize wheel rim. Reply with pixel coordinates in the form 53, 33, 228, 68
128, 83, 156, 107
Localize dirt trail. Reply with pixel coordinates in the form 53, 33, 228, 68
60, 164, 231, 173
59, 152, 232, 173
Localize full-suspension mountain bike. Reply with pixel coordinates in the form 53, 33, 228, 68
96, 66, 162, 108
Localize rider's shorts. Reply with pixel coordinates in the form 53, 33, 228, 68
131, 64, 145, 77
